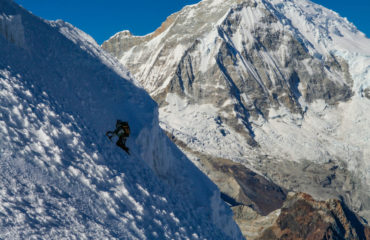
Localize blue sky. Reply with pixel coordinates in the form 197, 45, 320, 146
15, 0, 370, 44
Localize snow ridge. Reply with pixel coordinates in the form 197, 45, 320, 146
0, 0, 242, 239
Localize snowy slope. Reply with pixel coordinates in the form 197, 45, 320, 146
270, 0, 370, 95
103, 0, 370, 222
0, 0, 243, 239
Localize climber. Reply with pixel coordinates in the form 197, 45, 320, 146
106, 120, 130, 154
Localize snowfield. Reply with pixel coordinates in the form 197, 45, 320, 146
0, 0, 242, 239
103, 0, 370, 222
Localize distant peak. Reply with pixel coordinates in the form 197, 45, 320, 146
120, 30, 132, 36
150, 12, 179, 38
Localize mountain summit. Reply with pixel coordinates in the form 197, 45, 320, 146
103, 0, 370, 225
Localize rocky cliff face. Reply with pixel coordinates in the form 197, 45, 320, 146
103, 0, 370, 229
165, 130, 287, 216
268, 193, 369, 240
235, 192, 370, 240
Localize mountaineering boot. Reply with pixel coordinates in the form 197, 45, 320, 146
116, 140, 130, 155
122, 146, 130, 155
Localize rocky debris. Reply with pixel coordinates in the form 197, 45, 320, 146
250, 157, 370, 222
259, 192, 370, 240
166, 131, 286, 216
235, 192, 370, 240
232, 205, 281, 239
212, 158, 286, 215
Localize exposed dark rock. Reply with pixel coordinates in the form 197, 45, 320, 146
363, 88, 370, 99
258, 193, 370, 240
249, 156, 370, 222
165, 131, 286, 216
212, 159, 286, 215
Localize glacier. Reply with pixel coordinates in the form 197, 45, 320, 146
103, 0, 370, 223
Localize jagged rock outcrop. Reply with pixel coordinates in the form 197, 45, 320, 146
103, 0, 370, 227
261, 193, 370, 240
235, 193, 370, 240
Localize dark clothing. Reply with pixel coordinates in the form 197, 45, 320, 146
116, 135, 129, 153
106, 120, 130, 154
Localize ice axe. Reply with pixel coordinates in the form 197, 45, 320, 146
105, 131, 114, 142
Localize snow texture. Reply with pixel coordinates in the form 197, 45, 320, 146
106, 0, 370, 220
161, 0, 370, 184
0, 0, 242, 239
143, 0, 370, 177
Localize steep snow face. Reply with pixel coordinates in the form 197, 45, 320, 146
0, 13, 25, 48
102, 0, 238, 96
0, 0, 243, 239
103, 0, 370, 221
269, 0, 370, 96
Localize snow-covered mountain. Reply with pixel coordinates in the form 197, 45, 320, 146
103, 0, 370, 224
0, 0, 243, 239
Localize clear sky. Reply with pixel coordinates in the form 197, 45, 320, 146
14, 0, 370, 44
